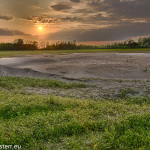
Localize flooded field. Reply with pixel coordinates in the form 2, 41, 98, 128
0, 53, 150, 80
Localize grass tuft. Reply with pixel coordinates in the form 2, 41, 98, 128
0, 76, 86, 90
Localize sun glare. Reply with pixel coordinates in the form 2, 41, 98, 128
39, 26, 43, 30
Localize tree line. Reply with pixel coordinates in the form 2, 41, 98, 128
106, 37, 150, 49
44, 41, 98, 50
0, 37, 150, 50
0, 39, 38, 50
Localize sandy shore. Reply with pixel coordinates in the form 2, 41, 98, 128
0, 53, 150, 80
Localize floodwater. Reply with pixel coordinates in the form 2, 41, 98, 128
0, 53, 150, 80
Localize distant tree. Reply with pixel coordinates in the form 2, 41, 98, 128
45, 41, 78, 50
14, 39, 24, 45
1, 36, 150, 51
138, 37, 150, 48
126, 39, 138, 48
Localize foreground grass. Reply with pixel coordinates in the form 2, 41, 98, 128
0, 76, 86, 90
0, 48, 150, 57
0, 76, 150, 150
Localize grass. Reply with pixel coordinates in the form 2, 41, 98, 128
0, 76, 86, 90
117, 88, 137, 99
0, 76, 150, 149
0, 48, 150, 57
143, 67, 148, 72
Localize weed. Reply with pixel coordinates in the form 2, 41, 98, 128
0, 76, 86, 90
118, 88, 137, 98
143, 67, 148, 72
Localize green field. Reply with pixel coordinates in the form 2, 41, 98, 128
0, 48, 150, 57
0, 76, 150, 150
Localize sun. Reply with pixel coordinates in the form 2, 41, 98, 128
39, 26, 43, 30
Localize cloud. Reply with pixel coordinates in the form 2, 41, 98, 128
70, 0, 81, 3
24, 16, 60, 24
0, 28, 29, 36
0, 0, 47, 18
86, 0, 150, 19
61, 16, 82, 22
0, 15, 13, 20
0, 0, 150, 42
51, 3, 72, 11
47, 22, 150, 41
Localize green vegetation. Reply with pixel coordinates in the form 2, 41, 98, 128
0, 39, 38, 50
0, 48, 150, 57
0, 37, 150, 57
106, 37, 150, 49
143, 67, 148, 73
45, 40, 98, 50
0, 76, 86, 90
0, 76, 150, 149
118, 88, 137, 99
1, 36, 150, 51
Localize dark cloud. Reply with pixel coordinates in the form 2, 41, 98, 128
70, 0, 81, 3
0, 15, 13, 20
24, 16, 60, 24
0, 28, 29, 36
47, 22, 150, 41
87, 0, 150, 19
51, 3, 72, 11
61, 16, 82, 22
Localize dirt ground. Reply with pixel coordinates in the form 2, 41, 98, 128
0, 53, 150, 99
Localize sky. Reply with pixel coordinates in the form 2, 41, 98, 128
0, 0, 150, 44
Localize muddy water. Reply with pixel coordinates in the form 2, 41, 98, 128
0, 53, 150, 80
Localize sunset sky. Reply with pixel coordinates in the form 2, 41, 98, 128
0, 0, 150, 43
